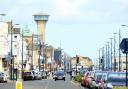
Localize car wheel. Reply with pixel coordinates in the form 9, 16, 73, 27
81, 82, 83, 86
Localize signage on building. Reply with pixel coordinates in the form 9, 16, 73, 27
0, 22, 8, 57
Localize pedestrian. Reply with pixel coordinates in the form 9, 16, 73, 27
72, 71, 75, 79
70, 71, 72, 80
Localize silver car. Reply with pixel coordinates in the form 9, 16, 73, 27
0, 72, 7, 83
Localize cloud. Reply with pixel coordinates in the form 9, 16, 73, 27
51, 0, 89, 17
1, 0, 128, 24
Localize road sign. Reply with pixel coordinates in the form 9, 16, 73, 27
16, 81, 22, 89
120, 38, 128, 53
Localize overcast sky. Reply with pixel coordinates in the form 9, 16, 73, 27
0, 0, 128, 62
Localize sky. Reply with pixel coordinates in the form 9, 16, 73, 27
0, 0, 128, 63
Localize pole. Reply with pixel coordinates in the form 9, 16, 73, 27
13, 55, 14, 80
38, 40, 41, 71
119, 29, 121, 71
21, 30, 23, 80
32, 34, 33, 70
43, 43, 45, 73
126, 53, 128, 86
110, 38, 113, 71
102, 47, 104, 71
76, 55, 78, 75
10, 21, 13, 80
114, 33, 117, 71
108, 42, 110, 71
99, 49, 100, 70
106, 44, 108, 71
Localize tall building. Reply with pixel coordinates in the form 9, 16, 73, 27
71, 55, 93, 70
33, 12, 49, 44
0, 22, 8, 72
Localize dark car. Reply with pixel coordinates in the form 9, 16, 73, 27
54, 71, 65, 81
23, 71, 34, 81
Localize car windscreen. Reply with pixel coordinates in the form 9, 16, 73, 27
55, 72, 64, 76
24, 72, 31, 75
96, 75, 102, 81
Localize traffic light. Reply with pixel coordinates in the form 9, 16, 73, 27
76, 57, 79, 63
101, 58, 102, 63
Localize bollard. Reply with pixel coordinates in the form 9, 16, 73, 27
16, 81, 22, 89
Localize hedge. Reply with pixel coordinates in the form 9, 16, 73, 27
73, 74, 82, 83
113, 87, 128, 89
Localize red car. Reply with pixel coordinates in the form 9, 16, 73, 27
81, 72, 90, 87
81, 71, 98, 89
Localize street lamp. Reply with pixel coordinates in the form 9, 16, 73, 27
10, 22, 20, 80
38, 39, 42, 72
122, 25, 128, 27
118, 25, 128, 71
114, 33, 117, 71
0, 14, 6, 21
109, 38, 113, 71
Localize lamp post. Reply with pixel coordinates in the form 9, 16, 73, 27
31, 34, 33, 70
0, 14, 6, 21
107, 42, 110, 71
101, 47, 105, 71
38, 39, 42, 72
119, 29, 121, 71
105, 44, 108, 71
114, 33, 117, 71
119, 25, 128, 71
9, 22, 20, 80
98, 49, 101, 70
109, 38, 113, 71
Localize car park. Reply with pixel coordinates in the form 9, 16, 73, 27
0, 72, 7, 83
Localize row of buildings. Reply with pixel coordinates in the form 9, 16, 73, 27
0, 21, 93, 79
0, 12, 93, 79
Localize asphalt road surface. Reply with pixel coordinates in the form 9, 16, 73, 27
0, 75, 88, 89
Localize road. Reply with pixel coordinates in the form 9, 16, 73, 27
0, 75, 87, 89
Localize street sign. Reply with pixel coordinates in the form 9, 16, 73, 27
120, 38, 128, 86
120, 38, 128, 53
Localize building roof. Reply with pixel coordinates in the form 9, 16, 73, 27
33, 12, 49, 16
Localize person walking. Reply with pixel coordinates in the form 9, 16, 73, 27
70, 70, 72, 80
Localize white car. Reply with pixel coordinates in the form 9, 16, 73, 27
0, 72, 7, 83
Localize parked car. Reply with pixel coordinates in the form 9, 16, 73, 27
0, 72, 7, 83
94, 72, 107, 89
81, 72, 97, 88
93, 71, 113, 89
23, 71, 34, 81
54, 70, 65, 81
40, 71, 47, 79
34, 71, 42, 80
